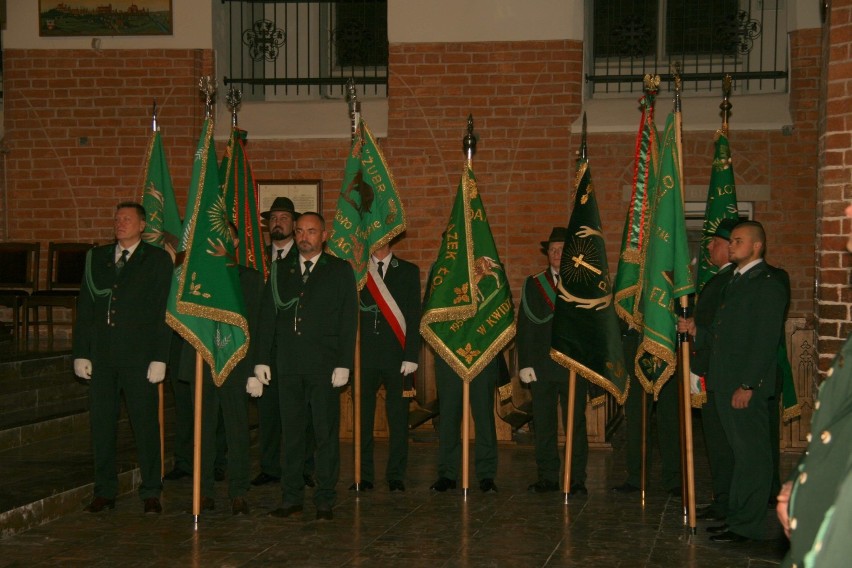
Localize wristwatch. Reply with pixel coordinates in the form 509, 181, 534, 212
740, 384, 753, 391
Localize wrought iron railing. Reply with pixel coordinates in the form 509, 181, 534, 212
586, 0, 788, 95
222, 0, 388, 99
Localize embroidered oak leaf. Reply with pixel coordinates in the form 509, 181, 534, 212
453, 282, 470, 304
456, 343, 481, 364
189, 272, 212, 299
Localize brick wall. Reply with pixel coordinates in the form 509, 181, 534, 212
817, 1, 852, 372
1, 34, 821, 336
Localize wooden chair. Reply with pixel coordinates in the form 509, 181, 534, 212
0, 242, 40, 345
24, 242, 96, 343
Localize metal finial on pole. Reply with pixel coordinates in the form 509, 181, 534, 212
672, 62, 682, 113
226, 86, 242, 128
198, 76, 216, 120
720, 74, 733, 135
462, 114, 477, 165
346, 78, 361, 143
579, 113, 588, 161
151, 100, 158, 133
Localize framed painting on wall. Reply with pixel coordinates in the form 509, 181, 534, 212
39, 1, 173, 37
256, 179, 323, 220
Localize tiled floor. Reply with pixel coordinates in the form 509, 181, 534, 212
0, 402, 798, 567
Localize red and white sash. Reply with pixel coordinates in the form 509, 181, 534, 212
365, 263, 406, 348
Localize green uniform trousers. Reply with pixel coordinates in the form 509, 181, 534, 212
623, 371, 682, 491
434, 357, 498, 481
701, 390, 733, 515
89, 364, 161, 500
279, 372, 340, 509
255, 358, 315, 479
715, 389, 772, 540
189, 369, 250, 499
359, 364, 409, 483
530, 375, 588, 484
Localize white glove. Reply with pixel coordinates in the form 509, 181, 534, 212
246, 377, 263, 397
254, 364, 271, 385
400, 361, 419, 376
331, 367, 350, 387
147, 361, 167, 384
74, 358, 92, 380
519, 367, 537, 384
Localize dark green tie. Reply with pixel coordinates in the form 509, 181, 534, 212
377, 260, 385, 279
302, 260, 313, 283
116, 249, 129, 274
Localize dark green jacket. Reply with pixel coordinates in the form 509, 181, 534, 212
359, 255, 422, 367
73, 241, 173, 368
702, 261, 788, 397
691, 263, 733, 379
517, 271, 564, 382
255, 252, 357, 375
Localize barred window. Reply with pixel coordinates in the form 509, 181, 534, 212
587, 0, 787, 96
221, 1, 388, 100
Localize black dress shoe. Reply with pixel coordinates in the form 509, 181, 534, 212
83, 496, 115, 513
706, 524, 730, 534
201, 496, 215, 511
388, 480, 406, 492
710, 530, 750, 543
143, 497, 162, 514
479, 478, 498, 493
430, 477, 457, 492
303, 474, 315, 488
349, 480, 374, 491
269, 504, 303, 518
569, 482, 588, 496
529, 480, 559, 493
214, 468, 226, 482
231, 497, 250, 516
611, 482, 640, 494
251, 472, 280, 486
163, 467, 191, 481
316, 508, 333, 521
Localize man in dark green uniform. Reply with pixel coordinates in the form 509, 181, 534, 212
254, 212, 357, 521
678, 218, 738, 521
518, 227, 588, 495
73, 202, 173, 514
251, 197, 316, 489
355, 242, 421, 492
776, 201, 852, 566
700, 221, 788, 543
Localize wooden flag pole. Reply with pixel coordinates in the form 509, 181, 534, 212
354, 322, 363, 490
460, 115, 477, 501
641, 389, 647, 501
673, 66, 697, 533
159, 383, 165, 479
462, 380, 471, 499
192, 351, 203, 524
562, 370, 577, 503
346, 80, 364, 492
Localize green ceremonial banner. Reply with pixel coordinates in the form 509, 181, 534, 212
635, 112, 695, 397
420, 167, 515, 383
327, 118, 406, 290
220, 127, 268, 279
696, 131, 739, 294
614, 89, 659, 329
550, 159, 628, 405
140, 130, 181, 257
166, 118, 249, 386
